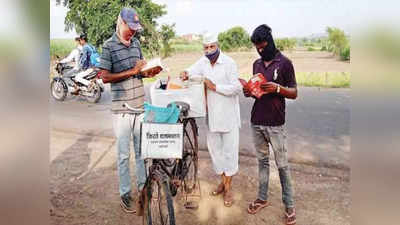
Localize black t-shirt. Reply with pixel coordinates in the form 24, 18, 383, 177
251, 51, 297, 126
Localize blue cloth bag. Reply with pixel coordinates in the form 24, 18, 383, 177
143, 102, 180, 123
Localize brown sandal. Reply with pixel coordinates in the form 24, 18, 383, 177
285, 208, 296, 225
247, 199, 270, 214
211, 182, 225, 196
223, 189, 234, 207
223, 176, 233, 207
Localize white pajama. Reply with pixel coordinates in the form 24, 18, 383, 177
74, 68, 93, 86
186, 52, 242, 176
207, 127, 239, 176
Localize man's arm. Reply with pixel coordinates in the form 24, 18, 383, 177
59, 49, 78, 64
180, 58, 204, 80
98, 41, 147, 83
79, 46, 87, 67
101, 60, 146, 84
213, 62, 242, 96
261, 83, 297, 99
260, 60, 298, 99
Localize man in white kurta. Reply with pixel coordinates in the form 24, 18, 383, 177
180, 34, 242, 207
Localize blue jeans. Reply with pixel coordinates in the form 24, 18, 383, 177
112, 113, 146, 196
251, 124, 294, 209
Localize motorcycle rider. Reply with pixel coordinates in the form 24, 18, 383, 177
72, 34, 98, 94
57, 37, 82, 89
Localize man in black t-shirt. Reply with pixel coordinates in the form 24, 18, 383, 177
244, 24, 298, 225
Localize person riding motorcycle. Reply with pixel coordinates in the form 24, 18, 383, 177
72, 34, 99, 94
57, 37, 82, 87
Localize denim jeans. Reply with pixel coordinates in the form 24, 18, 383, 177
112, 113, 146, 196
251, 124, 294, 208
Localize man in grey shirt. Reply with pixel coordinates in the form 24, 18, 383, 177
99, 7, 161, 213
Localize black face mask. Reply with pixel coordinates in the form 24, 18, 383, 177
258, 42, 277, 61
205, 48, 220, 63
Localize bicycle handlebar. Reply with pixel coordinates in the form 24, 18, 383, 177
122, 103, 145, 114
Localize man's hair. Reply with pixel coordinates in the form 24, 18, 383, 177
250, 24, 272, 44
74, 37, 80, 41
79, 34, 88, 42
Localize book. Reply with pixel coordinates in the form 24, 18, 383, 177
239, 73, 267, 98
141, 57, 164, 72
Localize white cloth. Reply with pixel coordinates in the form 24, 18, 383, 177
74, 68, 93, 86
60, 46, 82, 70
202, 32, 218, 45
186, 52, 242, 132
207, 127, 239, 176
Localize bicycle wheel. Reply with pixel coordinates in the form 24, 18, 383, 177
182, 118, 199, 194
143, 178, 175, 225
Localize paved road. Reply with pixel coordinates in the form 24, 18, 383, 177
50, 85, 350, 169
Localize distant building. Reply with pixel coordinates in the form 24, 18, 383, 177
181, 34, 200, 42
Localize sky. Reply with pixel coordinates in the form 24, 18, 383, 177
50, 0, 400, 39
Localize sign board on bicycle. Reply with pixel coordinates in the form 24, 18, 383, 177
140, 122, 184, 159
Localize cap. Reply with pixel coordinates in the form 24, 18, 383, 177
202, 32, 218, 45
120, 7, 143, 31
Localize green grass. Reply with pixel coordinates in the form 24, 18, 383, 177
171, 42, 202, 53
240, 72, 350, 88
295, 72, 350, 88
50, 39, 76, 59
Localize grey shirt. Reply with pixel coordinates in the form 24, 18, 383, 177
99, 33, 145, 113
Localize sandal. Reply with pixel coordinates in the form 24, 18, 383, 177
210, 182, 225, 196
223, 189, 234, 207
247, 199, 270, 214
285, 208, 296, 225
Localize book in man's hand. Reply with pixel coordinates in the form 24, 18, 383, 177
140, 57, 164, 73
238, 73, 267, 98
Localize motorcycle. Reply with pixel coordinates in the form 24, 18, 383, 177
50, 58, 104, 103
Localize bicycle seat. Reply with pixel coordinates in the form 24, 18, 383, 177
167, 101, 190, 117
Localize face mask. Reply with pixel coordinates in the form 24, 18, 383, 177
205, 48, 220, 62
116, 15, 134, 46
258, 41, 277, 61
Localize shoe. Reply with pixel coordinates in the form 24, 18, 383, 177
120, 194, 135, 214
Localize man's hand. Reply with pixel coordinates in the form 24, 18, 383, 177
142, 66, 162, 78
243, 87, 252, 97
260, 82, 278, 94
204, 78, 216, 91
180, 71, 189, 81
130, 60, 147, 76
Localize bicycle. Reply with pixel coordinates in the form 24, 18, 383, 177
123, 102, 200, 225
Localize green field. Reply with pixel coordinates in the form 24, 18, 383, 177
240, 72, 350, 88
50, 39, 77, 59
50, 38, 202, 59
51, 39, 350, 88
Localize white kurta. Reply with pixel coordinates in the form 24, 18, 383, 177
186, 52, 242, 176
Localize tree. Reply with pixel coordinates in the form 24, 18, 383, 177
217, 26, 252, 52
160, 24, 176, 58
56, 0, 175, 57
326, 27, 350, 60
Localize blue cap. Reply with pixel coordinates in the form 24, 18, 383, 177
120, 7, 142, 31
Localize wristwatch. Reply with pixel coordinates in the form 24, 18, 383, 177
276, 84, 281, 93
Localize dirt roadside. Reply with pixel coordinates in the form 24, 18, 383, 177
50, 130, 349, 225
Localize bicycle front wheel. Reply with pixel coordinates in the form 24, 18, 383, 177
182, 118, 199, 194
143, 178, 175, 225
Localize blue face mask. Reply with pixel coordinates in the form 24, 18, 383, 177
205, 48, 220, 62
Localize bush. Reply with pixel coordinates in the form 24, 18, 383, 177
320, 46, 327, 51
307, 47, 315, 51
340, 45, 350, 61
276, 38, 296, 51
218, 26, 252, 52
